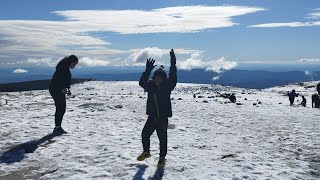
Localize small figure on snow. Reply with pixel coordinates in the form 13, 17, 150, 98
301, 96, 306, 107
49, 55, 78, 135
288, 89, 299, 106
229, 93, 236, 103
311, 83, 320, 108
137, 49, 177, 167
312, 94, 320, 108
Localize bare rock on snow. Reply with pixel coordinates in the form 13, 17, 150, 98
115, 105, 123, 109
168, 124, 176, 129
221, 154, 236, 159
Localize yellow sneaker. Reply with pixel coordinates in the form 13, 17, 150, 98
137, 152, 151, 161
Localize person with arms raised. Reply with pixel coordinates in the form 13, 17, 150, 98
137, 49, 177, 167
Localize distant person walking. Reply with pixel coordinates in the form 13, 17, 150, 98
137, 49, 177, 167
288, 89, 299, 106
301, 96, 306, 107
311, 94, 320, 108
311, 83, 320, 108
49, 55, 78, 134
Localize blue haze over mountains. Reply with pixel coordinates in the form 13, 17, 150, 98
1, 64, 320, 89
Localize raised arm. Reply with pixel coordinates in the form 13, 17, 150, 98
139, 58, 156, 91
168, 49, 177, 91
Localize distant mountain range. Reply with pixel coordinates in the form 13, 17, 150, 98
75, 69, 318, 89
0, 69, 319, 91
0, 79, 90, 92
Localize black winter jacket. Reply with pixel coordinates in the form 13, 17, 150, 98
49, 61, 71, 93
139, 66, 177, 118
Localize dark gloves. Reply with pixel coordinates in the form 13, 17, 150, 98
146, 58, 156, 73
170, 49, 176, 66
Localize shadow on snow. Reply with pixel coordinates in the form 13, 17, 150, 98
0, 132, 60, 164
132, 164, 164, 180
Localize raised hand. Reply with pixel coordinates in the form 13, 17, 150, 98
170, 49, 176, 66
146, 58, 156, 72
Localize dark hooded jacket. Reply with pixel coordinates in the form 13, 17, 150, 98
139, 65, 177, 118
288, 90, 298, 99
49, 60, 71, 93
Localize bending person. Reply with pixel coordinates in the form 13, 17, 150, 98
49, 55, 78, 134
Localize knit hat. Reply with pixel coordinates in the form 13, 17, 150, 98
153, 65, 167, 78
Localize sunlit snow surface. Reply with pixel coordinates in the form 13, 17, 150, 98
0, 81, 319, 179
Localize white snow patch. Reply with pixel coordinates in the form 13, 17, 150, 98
0, 81, 319, 179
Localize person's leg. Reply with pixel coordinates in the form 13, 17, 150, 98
155, 117, 168, 157
54, 93, 66, 128
289, 98, 294, 105
142, 116, 156, 153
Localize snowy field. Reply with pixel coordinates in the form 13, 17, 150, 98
0, 81, 320, 180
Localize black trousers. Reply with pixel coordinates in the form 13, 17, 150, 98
50, 90, 66, 127
142, 116, 168, 157
289, 98, 294, 105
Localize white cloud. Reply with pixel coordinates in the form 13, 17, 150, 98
128, 47, 163, 64
0, 6, 264, 62
178, 53, 237, 81
307, 8, 320, 19
212, 76, 220, 81
178, 52, 205, 70
250, 9, 320, 28
26, 58, 58, 67
54, 6, 264, 34
178, 53, 238, 73
206, 57, 238, 73
12, 69, 28, 74
305, 70, 311, 76
24, 57, 110, 67
249, 21, 320, 28
79, 57, 110, 67
12, 47, 202, 67
298, 58, 320, 63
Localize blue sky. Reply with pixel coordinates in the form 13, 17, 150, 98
0, 0, 320, 73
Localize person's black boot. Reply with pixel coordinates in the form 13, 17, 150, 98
53, 127, 67, 135
157, 156, 166, 167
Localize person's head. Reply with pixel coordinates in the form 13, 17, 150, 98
292, 89, 295, 93
153, 66, 167, 87
317, 83, 320, 95
66, 55, 78, 69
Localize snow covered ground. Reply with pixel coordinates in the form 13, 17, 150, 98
0, 81, 319, 180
